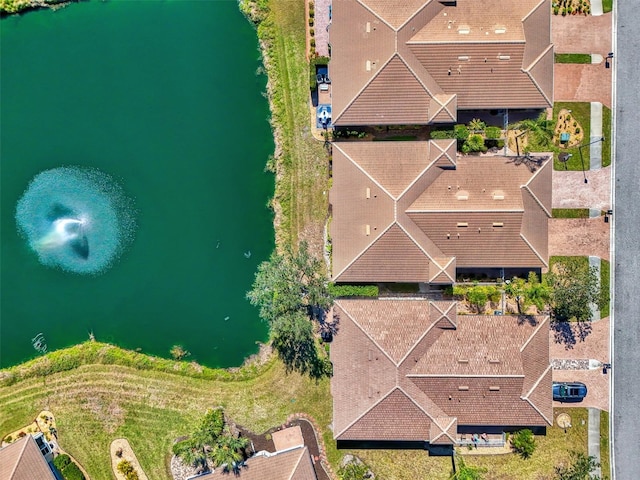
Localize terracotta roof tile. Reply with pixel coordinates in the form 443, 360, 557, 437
0, 435, 56, 480
198, 446, 317, 480
332, 300, 553, 444
331, 0, 553, 125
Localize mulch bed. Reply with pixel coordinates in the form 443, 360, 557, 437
237, 418, 331, 480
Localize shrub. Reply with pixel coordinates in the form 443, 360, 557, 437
462, 134, 487, 153
308, 18, 314, 26
54, 454, 72, 471
310, 27, 314, 36
328, 283, 378, 298
117, 460, 139, 480
454, 124, 470, 141
310, 38, 316, 47
61, 462, 85, 480
170, 345, 190, 360
485, 126, 501, 139
309, 8, 314, 18
511, 429, 536, 459
430, 129, 455, 139
575, 127, 580, 134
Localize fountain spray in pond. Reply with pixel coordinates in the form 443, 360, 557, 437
16, 166, 136, 275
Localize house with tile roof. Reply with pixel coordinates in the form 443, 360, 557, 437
330, 140, 552, 284
0, 434, 57, 480
196, 445, 317, 480
329, 0, 553, 126
330, 299, 553, 451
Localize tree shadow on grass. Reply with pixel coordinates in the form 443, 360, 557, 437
551, 319, 593, 350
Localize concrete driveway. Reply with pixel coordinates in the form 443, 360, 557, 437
551, 318, 610, 411
552, 13, 612, 53
552, 166, 611, 211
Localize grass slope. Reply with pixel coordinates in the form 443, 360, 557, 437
244, 0, 329, 250
0, 343, 332, 480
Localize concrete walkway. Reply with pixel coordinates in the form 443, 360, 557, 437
588, 408, 602, 478
590, 102, 603, 169
591, 0, 604, 16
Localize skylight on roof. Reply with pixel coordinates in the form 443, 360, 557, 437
458, 26, 470, 34
494, 27, 507, 34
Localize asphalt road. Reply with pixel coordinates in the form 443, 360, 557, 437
611, 2, 640, 479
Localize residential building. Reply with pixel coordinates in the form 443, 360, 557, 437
0, 434, 57, 480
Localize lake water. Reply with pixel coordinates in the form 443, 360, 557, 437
0, 0, 274, 368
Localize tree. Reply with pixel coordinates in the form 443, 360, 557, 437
247, 241, 332, 324
512, 112, 555, 151
462, 134, 488, 153
504, 272, 552, 314
511, 429, 536, 459
173, 408, 226, 471
209, 429, 250, 471
247, 241, 333, 378
468, 118, 486, 133
451, 455, 487, 480
547, 259, 600, 322
554, 451, 601, 480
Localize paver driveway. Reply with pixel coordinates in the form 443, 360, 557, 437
549, 218, 610, 260
551, 318, 610, 411
552, 167, 611, 211
552, 13, 612, 53
554, 64, 612, 107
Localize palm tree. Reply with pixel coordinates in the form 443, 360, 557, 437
512, 112, 555, 151
209, 432, 250, 471
468, 118, 486, 133
173, 438, 209, 471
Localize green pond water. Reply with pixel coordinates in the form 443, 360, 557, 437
0, 0, 274, 368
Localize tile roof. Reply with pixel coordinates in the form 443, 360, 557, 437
332, 299, 552, 443
0, 435, 56, 480
330, 142, 551, 282
331, 0, 553, 125
197, 446, 317, 480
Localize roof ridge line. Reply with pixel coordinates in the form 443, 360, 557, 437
523, 44, 554, 106
287, 446, 307, 480
430, 416, 458, 444
398, 51, 438, 99
519, 232, 548, 268
335, 386, 397, 438
345, 301, 402, 367
333, 53, 396, 123
395, 0, 435, 32
395, 221, 441, 269
429, 256, 456, 283
396, 385, 441, 425
407, 40, 526, 45
396, 146, 441, 200
522, 183, 552, 218
11, 435, 31, 478
521, 364, 554, 426
519, 315, 550, 353
357, 0, 396, 31
396, 312, 440, 367
522, 0, 547, 23
406, 208, 525, 213
337, 143, 397, 200
333, 222, 395, 281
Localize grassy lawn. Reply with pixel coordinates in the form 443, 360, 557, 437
601, 410, 610, 479
602, 105, 611, 167
602, 0, 613, 13
549, 255, 589, 272
555, 53, 591, 64
243, 0, 330, 252
553, 102, 591, 171
0, 343, 333, 480
552, 208, 590, 219
353, 408, 589, 480
601, 259, 610, 318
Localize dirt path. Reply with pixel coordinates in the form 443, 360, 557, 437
548, 218, 610, 260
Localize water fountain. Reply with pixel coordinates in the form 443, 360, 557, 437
15, 166, 136, 275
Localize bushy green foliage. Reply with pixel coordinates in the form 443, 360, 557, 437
430, 129, 455, 140
54, 454, 72, 471
454, 124, 470, 141
453, 285, 501, 313
547, 257, 600, 322
485, 126, 502, 139
451, 455, 487, 480
505, 272, 552, 314
60, 461, 85, 480
468, 118, 486, 132
339, 460, 370, 480
511, 429, 536, 459
462, 134, 488, 153
328, 284, 378, 298
117, 460, 139, 480
554, 451, 600, 480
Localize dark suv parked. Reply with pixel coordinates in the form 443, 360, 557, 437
553, 382, 588, 402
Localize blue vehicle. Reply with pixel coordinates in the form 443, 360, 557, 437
553, 382, 588, 402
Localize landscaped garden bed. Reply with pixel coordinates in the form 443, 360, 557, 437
552, 0, 591, 16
